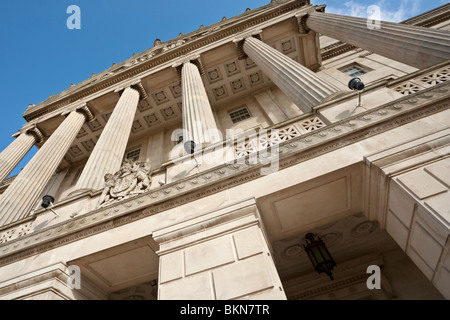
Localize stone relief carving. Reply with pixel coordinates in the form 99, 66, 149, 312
97, 159, 152, 208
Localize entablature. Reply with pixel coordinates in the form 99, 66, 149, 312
22, 0, 313, 123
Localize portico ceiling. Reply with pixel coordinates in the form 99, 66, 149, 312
256, 163, 396, 282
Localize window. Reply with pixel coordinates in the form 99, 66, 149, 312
229, 107, 251, 124
340, 63, 369, 78
125, 148, 141, 162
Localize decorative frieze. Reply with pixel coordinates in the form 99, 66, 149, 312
391, 65, 450, 95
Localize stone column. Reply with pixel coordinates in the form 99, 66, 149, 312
242, 36, 339, 113
180, 60, 219, 146
0, 109, 88, 225
0, 127, 43, 182
304, 11, 450, 69
75, 86, 141, 192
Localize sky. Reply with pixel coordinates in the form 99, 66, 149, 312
0, 0, 447, 178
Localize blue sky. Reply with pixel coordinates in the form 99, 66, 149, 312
0, 0, 447, 178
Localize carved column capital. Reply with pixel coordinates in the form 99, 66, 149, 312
76, 104, 95, 123
172, 55, 205, 76
26, 126, 45, 144
233, 30, 263, 59
130, 82, 148, 100
295, 5, 324, 34
295, 12, 310, 34
114, 80, 148, 100
14, 122, 45, 144
61, 103, 95, 123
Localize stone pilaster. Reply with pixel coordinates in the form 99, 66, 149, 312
180, 60, 218, 145
0, 110, 88, 226
75, 86, 141, 192
0, 127, 43, 182
242, 36, 339, 113
305, 11, 450, 69
154, 199, 286, 300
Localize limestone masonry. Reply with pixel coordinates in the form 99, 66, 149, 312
0, 0, 449, 300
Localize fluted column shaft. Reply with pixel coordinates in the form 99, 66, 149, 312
305, 11, 450, 69
75, 86, 140, 191
0, 133, 37, 182
181, 61, 218, 145
0, 111, 86, 225
243, 36, 339, 113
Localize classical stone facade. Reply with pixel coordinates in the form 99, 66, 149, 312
0, 0, 449, 301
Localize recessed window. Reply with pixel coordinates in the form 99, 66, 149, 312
340, 63, 369, 78
125, 148, 140, 162
229, 107, 252, 124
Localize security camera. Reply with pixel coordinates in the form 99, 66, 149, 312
184, 140, 196, 155
41, 195, 55, 209
348, 77, 365, 91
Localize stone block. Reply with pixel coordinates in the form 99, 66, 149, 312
232, 226, 264, 260
159, 251, 183, 284
159, 272, 213, 300
386, 209, 409, 251
388, 181, 415, 228
424, 192, 450, 227
424, 158, 450, 189
409, 221, 443, 270
185, 236, 235, 276
398, 169, 447, 200
213, 254, 274, 300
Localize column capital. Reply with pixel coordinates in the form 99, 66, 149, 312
25, 126, 45, 144
114, 80, 148, 100
232, 29, 263, 43
61, 103, 95, 123
172, 55, 205, 76
13, 123, 45, 144
294, 5, 325, 34
233, 30, 262, 60
77, 105, 95, 122
295, 12, 310, 34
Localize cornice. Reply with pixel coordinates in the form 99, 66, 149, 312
1, 81, 449, 267
23, 0, 310, 122
402, 3, 450, 27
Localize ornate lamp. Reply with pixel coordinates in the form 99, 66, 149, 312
303, 233, 336, 280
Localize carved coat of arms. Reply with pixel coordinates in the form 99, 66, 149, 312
97, 159, 152, 208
